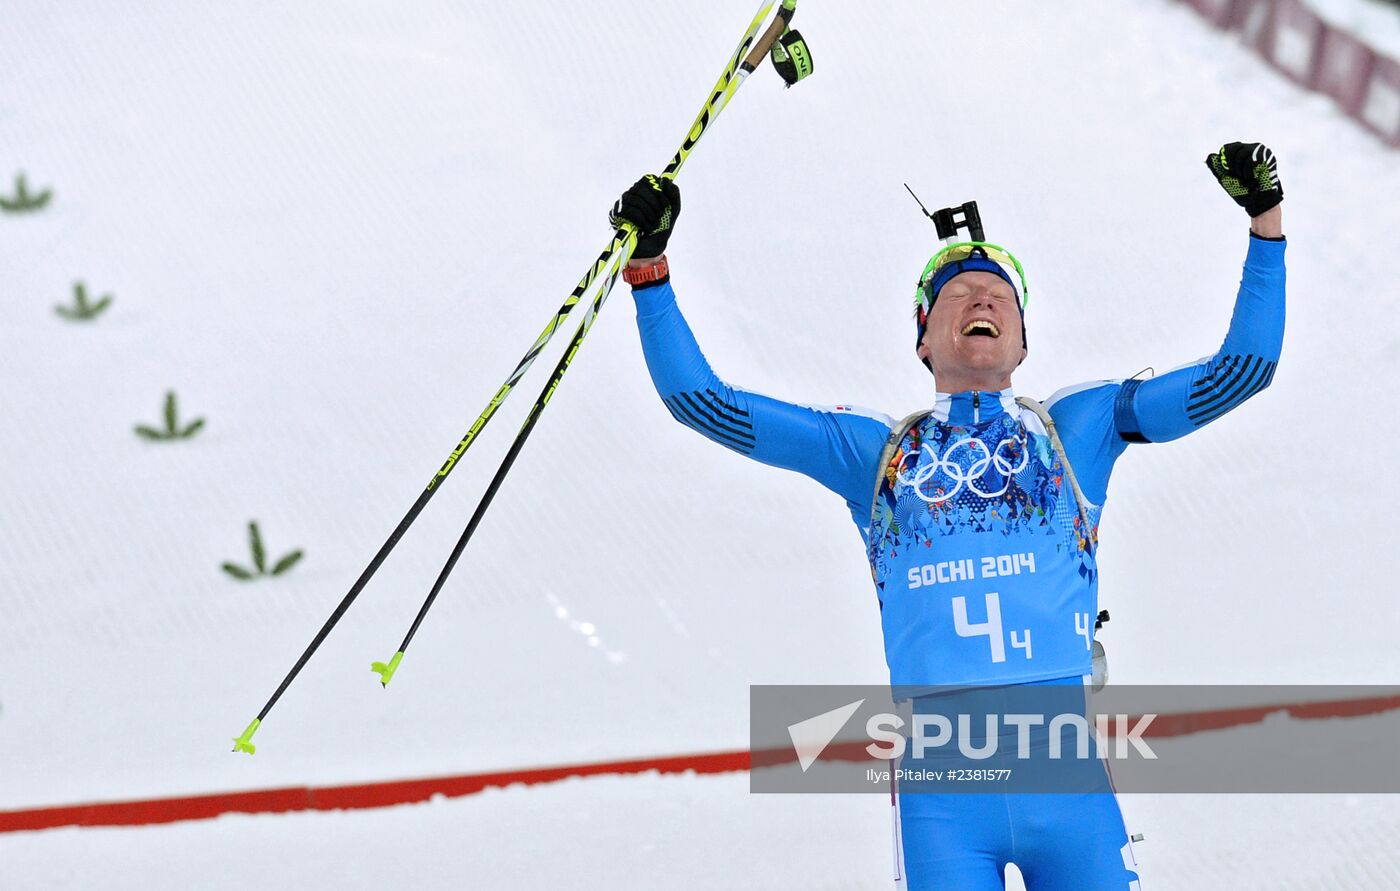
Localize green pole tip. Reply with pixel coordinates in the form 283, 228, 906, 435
370, 651, 404, 687
232, 718, 260, 755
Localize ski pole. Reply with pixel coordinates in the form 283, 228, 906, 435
233, 0, 792, 754
370, 0, 801, 688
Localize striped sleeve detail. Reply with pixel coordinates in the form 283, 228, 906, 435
664, 389, 757, 455
1186, 352, 1277, 427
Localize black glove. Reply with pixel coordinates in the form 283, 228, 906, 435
610, 174, 681, 259
1205, 142, 1283, 218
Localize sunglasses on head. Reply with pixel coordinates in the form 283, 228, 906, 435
914, 242, 1030, 326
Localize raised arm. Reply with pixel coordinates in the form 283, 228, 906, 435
1116, 143, 1287, 444
1044, 144, 1287, 505
610, 175, 891, 513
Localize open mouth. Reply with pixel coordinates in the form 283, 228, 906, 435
960, 319, 1000, 338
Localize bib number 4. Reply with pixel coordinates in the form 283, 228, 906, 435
952, 592, 1032, 663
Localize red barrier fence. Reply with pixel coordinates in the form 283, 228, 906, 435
1177, 0, 1400, 145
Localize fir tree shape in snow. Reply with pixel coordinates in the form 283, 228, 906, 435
134, 390, 205, 441
222, 521, 304, 581
54, 281, 113, 321
0, 171, 52, 213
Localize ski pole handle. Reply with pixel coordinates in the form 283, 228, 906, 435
661, 0, 786, 180
744, 0, 796, 71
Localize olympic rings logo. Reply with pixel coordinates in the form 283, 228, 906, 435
895, 434, 1030, 504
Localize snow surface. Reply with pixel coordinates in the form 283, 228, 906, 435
2, 0, 1399, 887
5, 771, 1400, 890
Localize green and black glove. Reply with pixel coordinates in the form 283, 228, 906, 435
1205, 142, 1283, 218
610, 174, 681, 259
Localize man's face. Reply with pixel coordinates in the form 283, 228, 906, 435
916, 270, 1027, 384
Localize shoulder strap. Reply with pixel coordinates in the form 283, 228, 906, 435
1015, 396, 1097, 554
869, 410, 931, 532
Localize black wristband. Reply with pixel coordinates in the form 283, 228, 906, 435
631, 273, 670, 291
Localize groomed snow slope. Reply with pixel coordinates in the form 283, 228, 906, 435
2, 0, 1399, 885
7, 776, 1400, 890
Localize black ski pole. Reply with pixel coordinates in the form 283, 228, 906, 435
232, 0, 795, 754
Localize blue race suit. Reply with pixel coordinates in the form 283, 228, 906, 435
631, 233, 1285, 888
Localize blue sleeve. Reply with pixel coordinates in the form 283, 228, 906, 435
631, 280, 893, 516
1043, 233, 1287, 504
1119, 233, 1286, 443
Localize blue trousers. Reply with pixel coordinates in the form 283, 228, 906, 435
893, 681, 1141, 889
897, 785, 1140, 889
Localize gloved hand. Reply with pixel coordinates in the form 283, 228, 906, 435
610, 174, 681, 260
1205, 142, 1283, 218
